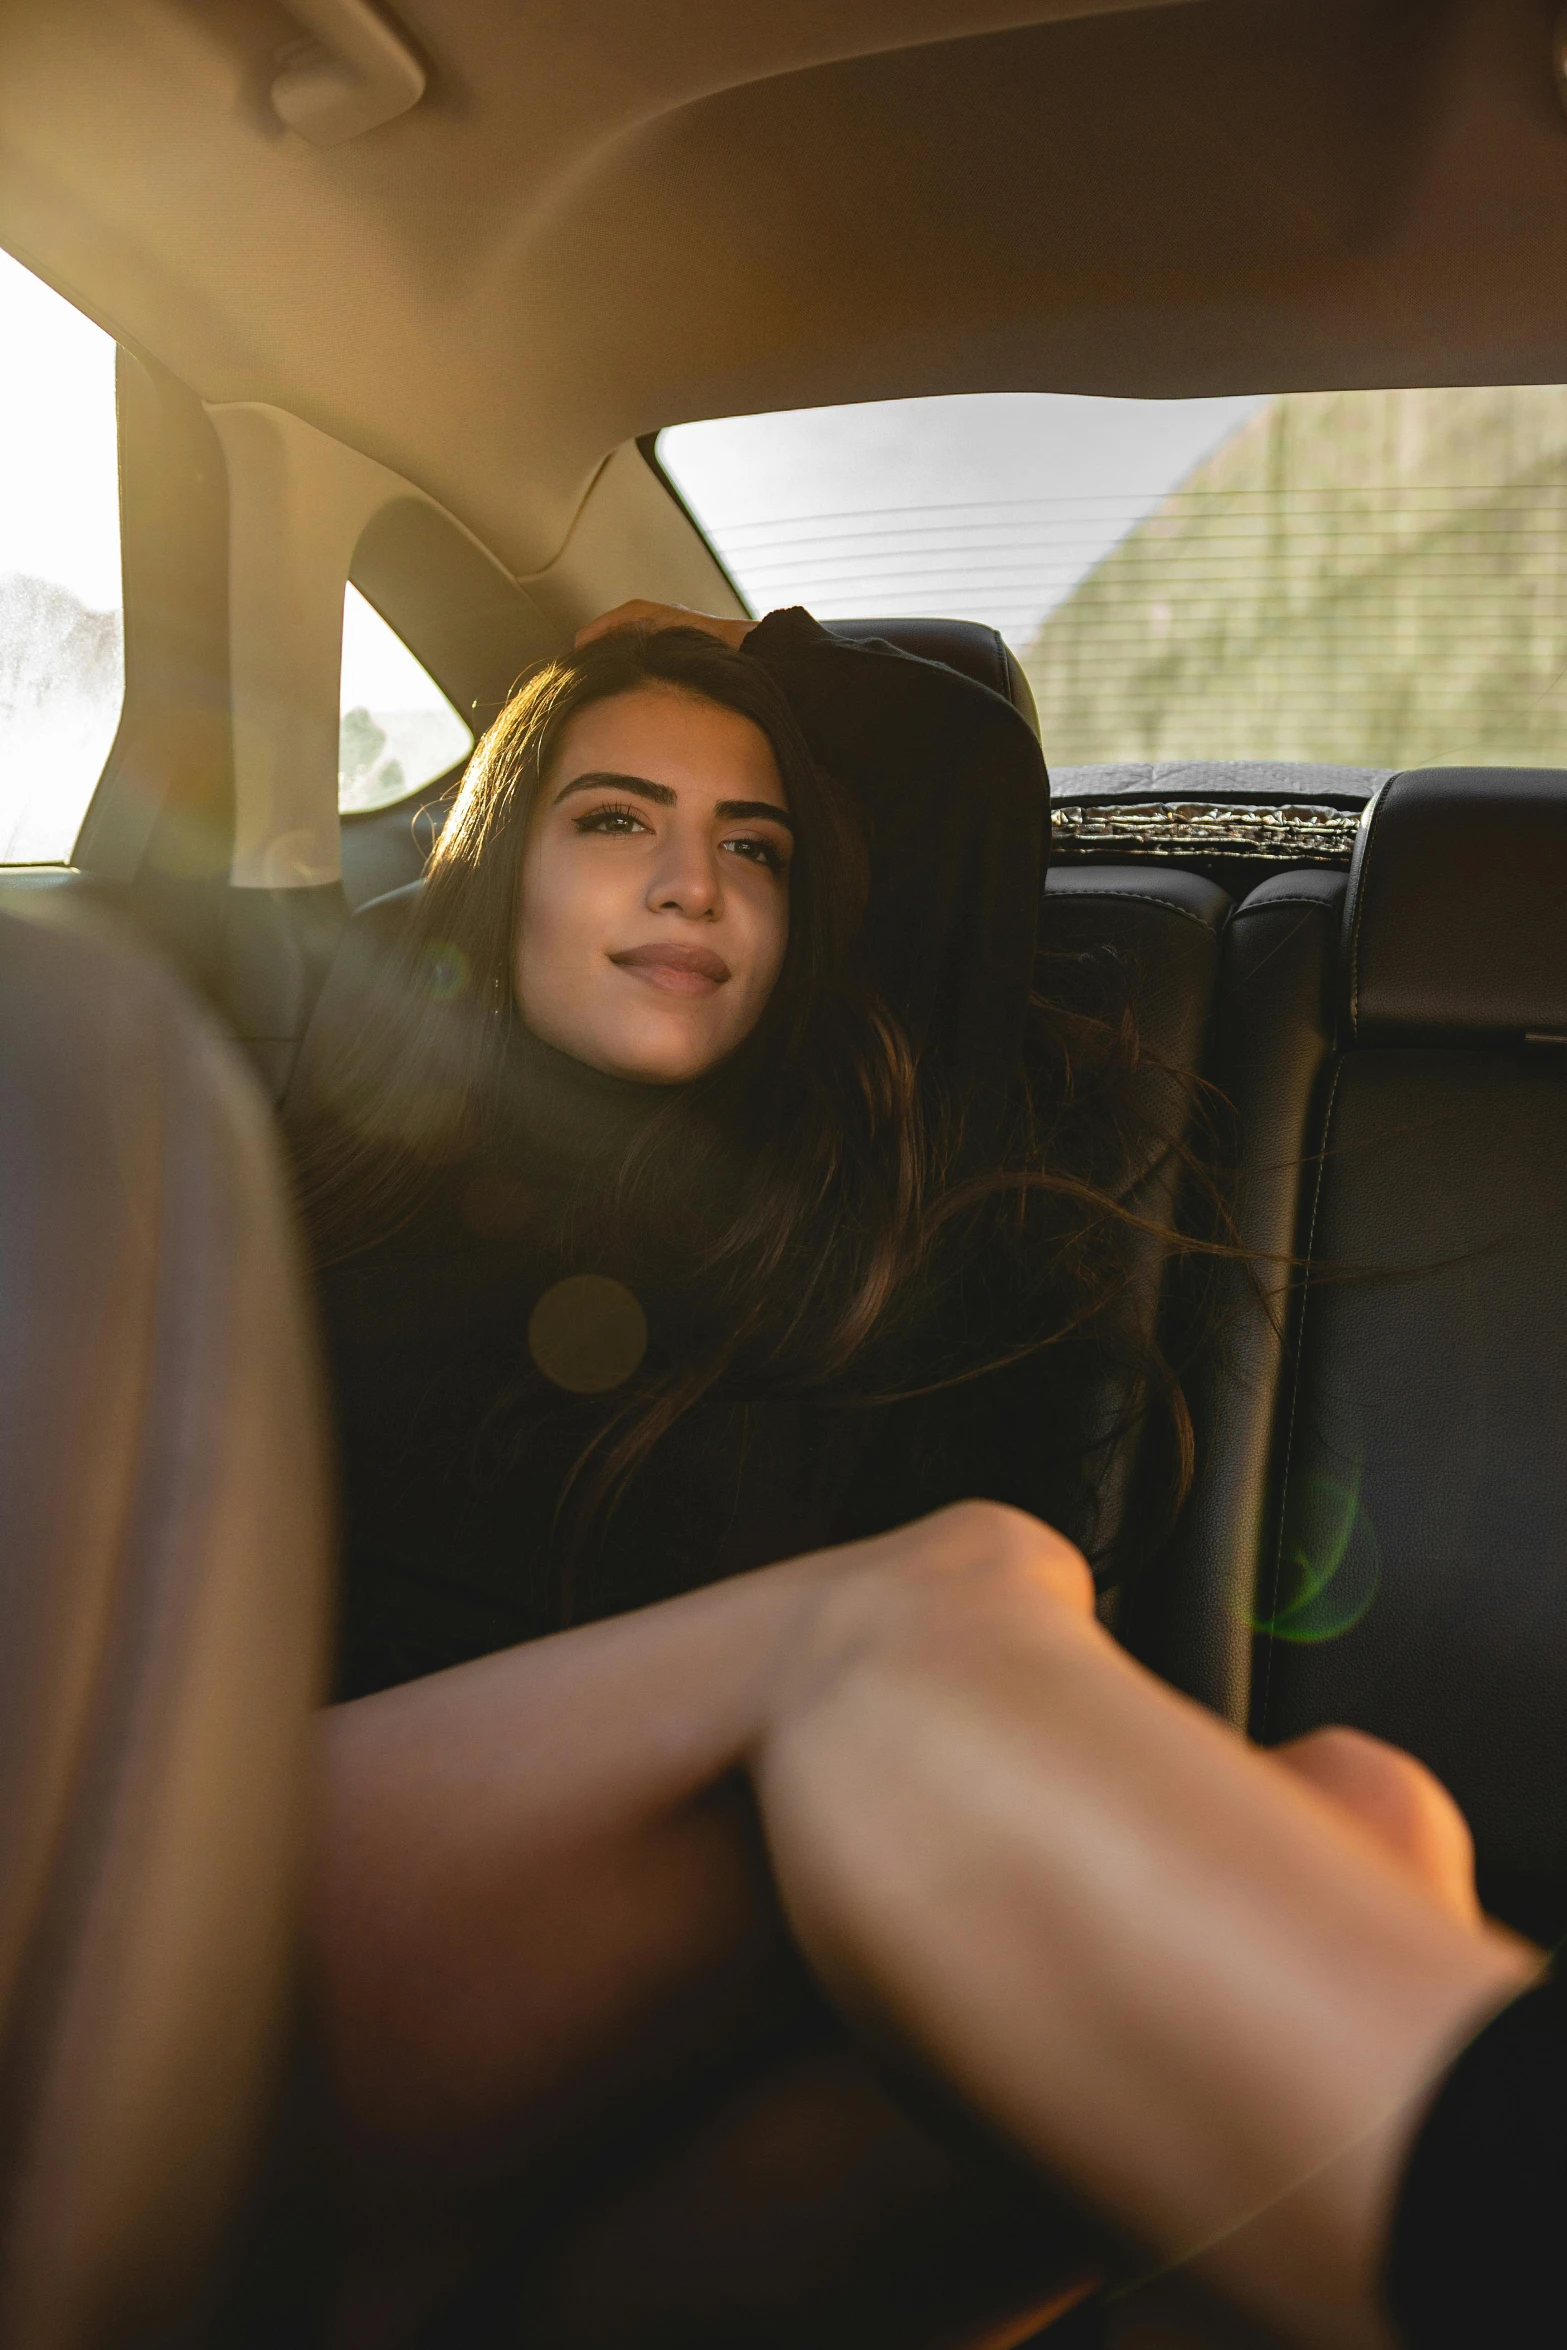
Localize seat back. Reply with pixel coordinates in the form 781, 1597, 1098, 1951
0, 895, 330, 2349
823, 618, 1038, 736
1118, 865, 1346, 1715
1147, 771, 1567, 1940
1039, 866, 1230, 1582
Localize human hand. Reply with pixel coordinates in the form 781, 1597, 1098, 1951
574, 600, 754, 652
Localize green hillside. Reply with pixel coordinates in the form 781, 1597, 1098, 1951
1023, 385, 1567, 772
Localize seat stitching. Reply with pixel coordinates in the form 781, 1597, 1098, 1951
1230, 895, 1342, 918
1347, 780, 1395, 1038
1255, 1053, 1345, 1742
1045, 886, 1225, 934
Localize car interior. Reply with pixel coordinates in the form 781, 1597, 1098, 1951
2, 0, 1566, 2341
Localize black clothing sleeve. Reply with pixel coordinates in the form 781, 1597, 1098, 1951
744, 607, 1048, 1151
1382, 1970, 1566, 2345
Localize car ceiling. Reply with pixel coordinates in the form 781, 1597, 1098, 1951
0, 0, 1563, 581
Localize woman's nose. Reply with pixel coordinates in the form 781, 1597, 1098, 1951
646, 831, 721, 919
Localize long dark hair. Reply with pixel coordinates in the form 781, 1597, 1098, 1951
295, 624, 1212, 1588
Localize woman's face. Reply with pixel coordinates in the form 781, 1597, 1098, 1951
515, 684, 793, 1084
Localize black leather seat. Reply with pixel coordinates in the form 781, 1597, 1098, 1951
1118, 862, 1348, 1718
824, 618, 1039, 738
0, 893, 330, 2346
1131, 769, 1567, 1942
1039, 865, 1229, 1581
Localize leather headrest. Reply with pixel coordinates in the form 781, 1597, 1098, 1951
824, 618, 1039, 739
1345, 767, 1567, 1036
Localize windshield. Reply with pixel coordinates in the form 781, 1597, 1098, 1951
659, 388, 1567, 775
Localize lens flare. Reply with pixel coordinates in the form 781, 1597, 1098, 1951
422, 942, 470, 1002
528, 1275, 649, 1395
1252, 1467, 1381, 1644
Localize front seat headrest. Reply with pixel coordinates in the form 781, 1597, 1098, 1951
1345, 766, 1567, 1037
823, 617, 1039, 739
0, 894, 330, 2348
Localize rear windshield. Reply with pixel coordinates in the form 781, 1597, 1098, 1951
658, 389, 1567, 775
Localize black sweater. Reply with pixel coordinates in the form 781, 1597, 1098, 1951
1385, 1968, 1565, 2344
320, 611, 1060, 1699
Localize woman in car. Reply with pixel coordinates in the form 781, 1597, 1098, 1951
301, 594, 1121, 2336
302, 603, 1534, 2350
301, 597, 1135, 1701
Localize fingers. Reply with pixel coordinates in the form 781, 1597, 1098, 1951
574, 600, 754, 651
574, 599, 688, 647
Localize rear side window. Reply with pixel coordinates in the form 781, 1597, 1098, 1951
0, 249, 124, 864
339, 583, 473, 813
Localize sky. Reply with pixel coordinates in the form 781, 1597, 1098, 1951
0, 244, 454, 721
0, 245, 121, 610
342, 580, 462, 714
660, 391, 1268, 650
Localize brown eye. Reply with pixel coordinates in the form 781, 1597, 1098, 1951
574, 802, 650, 836
722, 834, 788, 873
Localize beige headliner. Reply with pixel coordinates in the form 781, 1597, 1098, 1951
1, 0, 1566, 579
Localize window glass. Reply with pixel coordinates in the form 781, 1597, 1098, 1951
0, 248, 124, 863
659, 389, 1567, 774
339, 583, 473, 812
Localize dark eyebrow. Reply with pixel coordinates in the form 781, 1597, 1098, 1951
553, 769, 676, 808
715, 798, 794, 832
553, 772, 794, 831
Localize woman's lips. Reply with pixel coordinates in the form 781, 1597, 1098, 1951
609, 943, 732, 996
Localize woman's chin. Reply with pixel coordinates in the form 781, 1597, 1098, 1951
572, 1020, 731, 1087
520, 1002, 731, 1086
